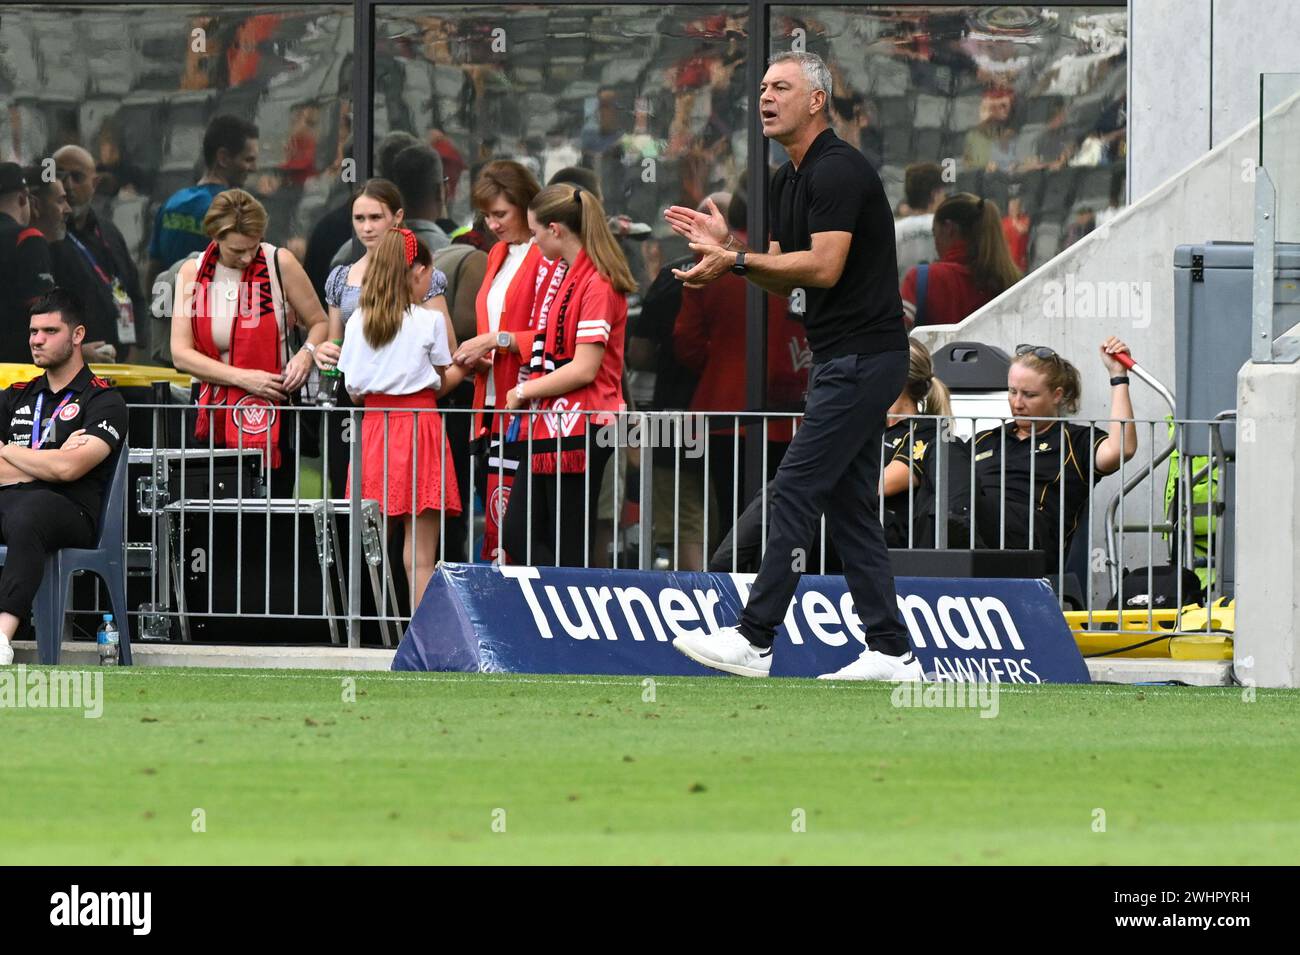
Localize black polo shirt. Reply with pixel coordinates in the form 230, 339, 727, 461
768, 128, 907, 362
0, 364, 128, 526
0, 212, 55, 363
973, 421, 1107, 540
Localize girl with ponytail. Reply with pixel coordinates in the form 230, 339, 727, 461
499, 183, 635, 566
900, 192, 1021, 328
337, 228, 475, 609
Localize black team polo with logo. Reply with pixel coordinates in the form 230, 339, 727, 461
0, 365, 127, 620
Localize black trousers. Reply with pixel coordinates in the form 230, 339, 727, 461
708, 478, 843, 574
502, 443, 613, 567
738, 351, 910, 654
438, 380, 475, 563
0, 486, 94, 620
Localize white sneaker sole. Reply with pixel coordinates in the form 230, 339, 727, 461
818, 661, 924, 682
672, 638, 771, 678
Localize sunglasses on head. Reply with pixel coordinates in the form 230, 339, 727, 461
1015, 344, 1061, 362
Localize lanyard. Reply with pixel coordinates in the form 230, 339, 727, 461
64, 232, 113, 288
31, 391, 75, 449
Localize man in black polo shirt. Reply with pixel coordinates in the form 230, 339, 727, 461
664, 51, 920, 681
0, 162, 55, 363
0, 289, 128, 664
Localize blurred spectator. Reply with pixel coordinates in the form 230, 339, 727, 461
26, 170, 118, 362
628, 193, 718, 413
168, 189, 331, 495
895, 161, 946, 281
0, 163, 54, 363
671, 194, 810, 556
1095, 170, 1126, 229
304, 131, 416, 301
1064, 206, 1097, 249
146, 115, 260, 292
428, 129, 467, 202
1026, 105, 1076, 172
449, 210, 496, 253
54, 146, 145, 360
541, 129, 582, 185
548, 166, 602, 199
1095, 92, 1127, 165
901, 192, 1021, 327
963, 87, 1015, 172
1002, 194, 1031, 274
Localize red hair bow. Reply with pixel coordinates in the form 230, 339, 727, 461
396, 228, 418, 266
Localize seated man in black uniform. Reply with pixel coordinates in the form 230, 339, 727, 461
0, 288, 128, 664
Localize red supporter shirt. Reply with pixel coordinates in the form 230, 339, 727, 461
673, 261, 809, 440
573, 272, 627, 414
900, 239, 995, 326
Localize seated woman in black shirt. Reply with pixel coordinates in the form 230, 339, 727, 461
709, 338, 952, 571
972, 337, 1138, 570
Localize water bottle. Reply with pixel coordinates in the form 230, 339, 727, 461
97, 614, 119, 667
317, 338, 344, 408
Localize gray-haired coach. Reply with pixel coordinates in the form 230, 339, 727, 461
664, 51, 919, 681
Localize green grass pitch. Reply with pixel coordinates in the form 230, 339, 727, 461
3, 667, 1298, 865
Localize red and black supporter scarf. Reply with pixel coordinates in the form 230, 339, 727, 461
190, 241, 283, 468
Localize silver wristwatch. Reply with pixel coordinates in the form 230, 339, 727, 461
496, 332, 512, 350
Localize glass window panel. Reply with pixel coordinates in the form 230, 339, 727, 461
772, 5, 1128, 278
375, 4, 768, 566
0, 5, 354, 258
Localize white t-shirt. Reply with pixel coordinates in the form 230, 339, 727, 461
338, 304, 453, 396
894, 214, 935, 283
484, 240, 532, 404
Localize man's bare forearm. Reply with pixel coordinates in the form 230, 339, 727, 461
746, 249, 837, 295
0, 454, 33, 484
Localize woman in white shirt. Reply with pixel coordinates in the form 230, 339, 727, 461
338, 228, 476, 608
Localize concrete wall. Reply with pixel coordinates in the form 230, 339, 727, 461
1235, 358, 1300, 688
1130, 0, 1300, 200
912, 88, 1300, 606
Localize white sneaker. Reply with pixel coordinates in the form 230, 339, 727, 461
818, 648, 922, 681
0, 640, 12, 666
672, 626, 772, 678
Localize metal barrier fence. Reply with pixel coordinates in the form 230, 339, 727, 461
75, 402, 1234, 648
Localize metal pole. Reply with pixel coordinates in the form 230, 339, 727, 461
348, 406, 363, 648
1252, 167, 1277, 364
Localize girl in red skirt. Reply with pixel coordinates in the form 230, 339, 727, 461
337, 228, 480, 609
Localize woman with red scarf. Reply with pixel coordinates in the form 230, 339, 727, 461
169, 189, 333, 494
450, 161, 548, 561
499, 183, 635, 566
